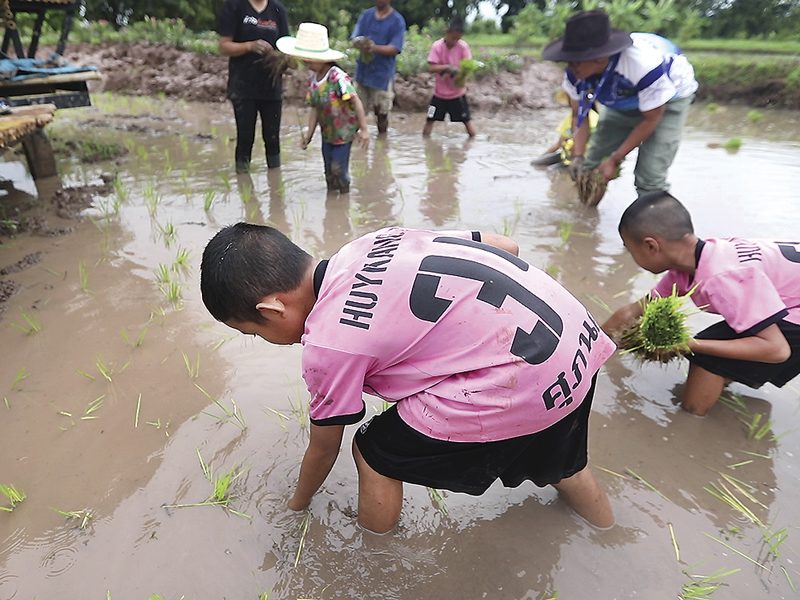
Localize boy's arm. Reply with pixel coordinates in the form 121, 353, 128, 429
602, 299, 645, 336
596, 105, 665, 181
302, 109, 318, 149
690, 323, 791, 364
288, 423, 345, 510
479, 232, 519, 256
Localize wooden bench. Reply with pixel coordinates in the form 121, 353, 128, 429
0, 103, 56, 178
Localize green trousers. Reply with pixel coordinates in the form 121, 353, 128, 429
585, 95, 694, 194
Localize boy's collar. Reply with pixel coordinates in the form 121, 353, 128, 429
694, 238, 706, 265
313, 260, 329, 298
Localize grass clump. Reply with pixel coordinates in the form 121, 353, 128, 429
619, 287, 694, 363
723, 137, 743, 152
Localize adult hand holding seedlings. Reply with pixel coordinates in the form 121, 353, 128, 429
249, 39, 273, 56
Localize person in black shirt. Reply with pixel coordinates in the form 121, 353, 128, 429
218, 0, 290, 172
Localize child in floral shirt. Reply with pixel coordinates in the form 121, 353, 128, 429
278, 23, 369, 194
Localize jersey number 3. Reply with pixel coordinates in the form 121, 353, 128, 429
409, 237, 563, 365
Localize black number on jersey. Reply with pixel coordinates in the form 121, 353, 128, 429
409, 237, 563, 365
777, 242, 800, 264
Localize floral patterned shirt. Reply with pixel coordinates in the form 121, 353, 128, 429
306, 66, 359, 145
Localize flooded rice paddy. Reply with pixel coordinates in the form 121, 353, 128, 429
1, 95, 800, 599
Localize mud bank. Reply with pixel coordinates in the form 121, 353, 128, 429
62, 42, 563, 111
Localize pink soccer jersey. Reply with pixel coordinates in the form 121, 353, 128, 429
653, 238, 800, 333
301, 228, 616, 443
428, 38, 471, 100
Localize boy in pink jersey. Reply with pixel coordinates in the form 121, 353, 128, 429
201, 224, 615, 533
603, 191, 800, 416
422, 19, 476, 138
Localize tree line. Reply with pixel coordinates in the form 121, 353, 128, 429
79, 0, 800, 39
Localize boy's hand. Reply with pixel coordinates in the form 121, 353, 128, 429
568, 155, 584, 180
598, 157, 619, 181
356, 129, 370, 149
288, 494, 310, 511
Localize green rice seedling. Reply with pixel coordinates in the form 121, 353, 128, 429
82, 395, 106, 420
120, 325, 148, 348
173, 248, 191, 272
746, 110, 764, 124
668, 523, 681, 562
288, 394, 309, 429
618, 287, 695, 363
54, 508, 94, 529
781, 566, 797, 593
197, 448, 212, 481
625, 468, 670, 502
154, 264, 171, 285
160, 280, 183, 306
718, 392, 749, 418
679, 568, 740, 599
294, 510, 312, 568
11, 367, 28, 390
162, 463, 249, 518
0, 483, 26, 511
218, 173, 231, 193
160, 222, 177, 247
544, 264, 561, 279
558, 221, 573, 245
239, 184, 253, 205
181, 351, 200, 380
537, 592, 558, 600
746, 413, 773, 441
704, 480, 763, 527
263, 406, 290, 430
113, 175, 127, 204
727, 460, 753, 469
76, 369, 96, 381
211, 333, 236, 351
3, 397, 9, 410
11, 310, 42, 335
427, 487, 449, 516
761, 526, 788, 560
723, 137, 743, 153
143, 182, 161, 217
196, 384, 246, 430
135, 145, 148, 162
95, 356, 114, 382
79, 260, 90, 293
706, 103, 720, 113
703, 533, 769, 570
258, 593, 270, 600
135, 393, 141, 428
586, 294, 612, 314
163, 149, 173, 175
202, 190, 216, 212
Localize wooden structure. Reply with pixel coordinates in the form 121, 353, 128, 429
0, 103, 56, 177
1, 0, 99, 109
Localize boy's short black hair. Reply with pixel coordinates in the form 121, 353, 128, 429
618, 191, 694, 242
447, 17, 465, 33
200, 223, 312, 323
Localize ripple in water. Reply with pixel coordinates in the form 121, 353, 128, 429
40, 543, 79, 578
0, 573, 19, 600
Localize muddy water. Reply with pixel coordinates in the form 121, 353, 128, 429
1, 96, 800, 599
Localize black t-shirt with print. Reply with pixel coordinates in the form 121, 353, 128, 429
217, 0, 290, 101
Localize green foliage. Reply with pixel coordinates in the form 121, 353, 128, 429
468, 17, 500, 35
724, 137, 743, 152
396, 26, 434, 77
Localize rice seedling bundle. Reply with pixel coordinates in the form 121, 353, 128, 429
454, 58, 482, 87
618, 288, 694, 363
257, 52, 298, 86
575, 169, 608, 206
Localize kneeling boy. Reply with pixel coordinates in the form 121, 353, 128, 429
603, 191, 800, 416
201, 224, 615, 532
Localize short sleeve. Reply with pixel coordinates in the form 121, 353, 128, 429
427, 41, 440, 64
388, 15, 405, 51
463, 41, 472, 61
562, 73, 579, 100
351, 11, 365, 39
637, 73, 677, 112
651, 270, 684, 299
303, 344, 372, 426
702, 268, 789, 334
333, 67, 356, 98
278, 3, 290, 36
217, 0, 237, 37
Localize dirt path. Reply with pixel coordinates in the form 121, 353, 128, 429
62, 42, 564, 111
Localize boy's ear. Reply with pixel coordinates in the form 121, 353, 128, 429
642, 236, 661, 254
255, 295, 285, 319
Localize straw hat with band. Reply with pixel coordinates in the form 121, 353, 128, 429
276, 22, 344, 61
542, 11, 632, 62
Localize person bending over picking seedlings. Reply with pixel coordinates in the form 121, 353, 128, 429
201, 224, 616, 533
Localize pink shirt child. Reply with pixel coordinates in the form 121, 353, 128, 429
653, 238, 800, 333
302, 228, 616, 443
428, 38, 471, 100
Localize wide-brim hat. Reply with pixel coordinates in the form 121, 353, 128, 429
276, 22, 344, 61
542, 11, 632, 62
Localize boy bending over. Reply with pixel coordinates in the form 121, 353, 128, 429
603, 192, 800, 416
201, 225, 615, 533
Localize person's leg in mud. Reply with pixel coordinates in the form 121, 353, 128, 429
376, 81, 394, 134
552, 466, 614, 529
329, 142, 352, 193
352, 438, 404, 534
320, 141, 336, 192
231, 96, 258, 173
680, 363, 727, 416
632, 95, 693, 194
258, 99, 282, 169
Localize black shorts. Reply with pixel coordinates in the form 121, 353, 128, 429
354, 375, 597, 495
426, 95, 471, 123
689, 319, 800, 388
